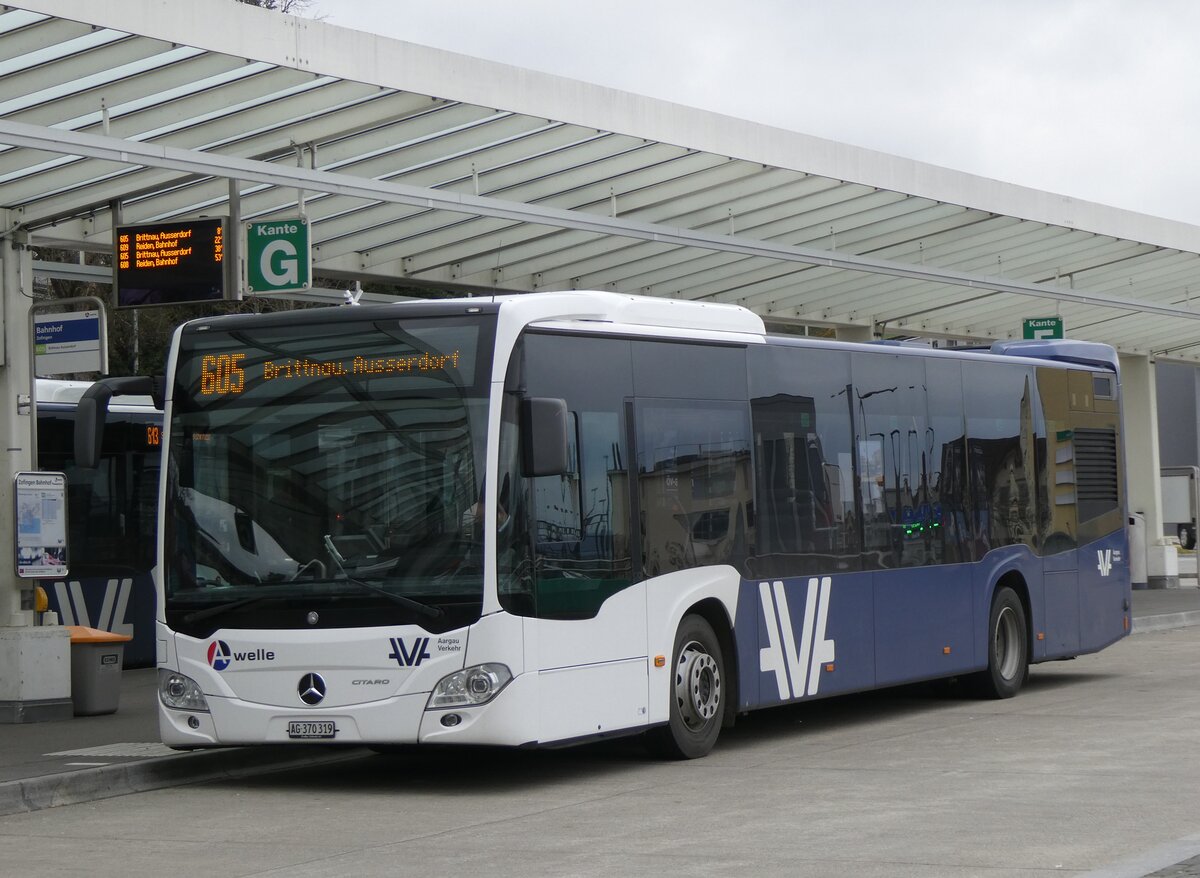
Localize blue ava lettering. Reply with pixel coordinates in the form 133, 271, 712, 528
388, 637, 431, 667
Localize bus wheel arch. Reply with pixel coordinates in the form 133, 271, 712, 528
975, 572, 1031, 699
646, 601, 737, 759
687, 598, 739, 729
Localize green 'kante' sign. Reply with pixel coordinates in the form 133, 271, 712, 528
1022, 317, 1063, 339
245, 218, 311, 294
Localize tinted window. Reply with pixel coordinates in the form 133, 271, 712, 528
1035, 367, 1077, 553
851, 353, 929, 569
637, 398, 752, 578
924, 359, 972, 563
632, 340, 747, 400
748, 345, 859, 577
500, 333, 635, 619
963, 362, 1040, 554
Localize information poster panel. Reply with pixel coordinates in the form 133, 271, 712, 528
115, 218, 226, 307
14, 472, 68, 578
34, 310, 102, 375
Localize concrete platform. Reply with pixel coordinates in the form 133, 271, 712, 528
0, 587, 1193, 817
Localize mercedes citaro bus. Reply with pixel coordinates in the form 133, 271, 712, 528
76, 292, 1130, 758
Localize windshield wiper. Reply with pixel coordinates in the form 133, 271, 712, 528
183, 594, 277, 624
323, 535, 443, 620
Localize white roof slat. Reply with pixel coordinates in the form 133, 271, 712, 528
784, 221, 1082, 314
420, 163, 868, 286
353, 145, 729, 274
425, 174, 844, 290
1, 51, 248, 128
309, 129, 625, 256
1071, 249, 1200, 294
729, 213, 1029, 311
392, 152, 761, 277
12, 82, 407, 221
0, 11, 76, 60
509, 177, 868, 292
108, 93, 439, 224
0, 8, 48, 35
0, 25, 130, 77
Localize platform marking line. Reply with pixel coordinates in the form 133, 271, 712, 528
46, 743, 176, 759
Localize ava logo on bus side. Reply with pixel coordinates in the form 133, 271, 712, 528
1097, 549, 1122, 577
388, 637, 431, 667
758, 576, 836, 700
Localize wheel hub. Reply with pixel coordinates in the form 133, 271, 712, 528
674, 641, 721, 730
994, 605, 1021, 681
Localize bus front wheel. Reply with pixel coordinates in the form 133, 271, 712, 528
976, 585, 1029, 699
646, 614, 725, 759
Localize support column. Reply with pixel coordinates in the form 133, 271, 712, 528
0, 214, 72, 722
1120, 352, 1178, 589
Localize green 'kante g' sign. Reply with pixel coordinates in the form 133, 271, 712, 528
245, 218, 311, 294
1023, 317, 1063, 339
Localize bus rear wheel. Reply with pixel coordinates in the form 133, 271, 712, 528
646, 614, 725, 759
975, 585, 1029, 699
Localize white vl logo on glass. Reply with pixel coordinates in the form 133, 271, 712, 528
1097, 549, 1113, 577
52, 578, 133, 637
759, 577, 835, 700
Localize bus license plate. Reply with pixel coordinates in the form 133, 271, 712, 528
287, 720, 336, 739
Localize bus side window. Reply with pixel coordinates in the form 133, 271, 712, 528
636, 399, 752, 578
502, 333, 635, 620
748, 345, 860, 578
964, 362, 1040, 554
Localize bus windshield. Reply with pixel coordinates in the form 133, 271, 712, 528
164, 312, 495, 637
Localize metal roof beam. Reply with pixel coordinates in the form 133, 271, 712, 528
502, 181, 894, 291
4, 117, 1200, 323
395, 157, 777, 277
569, 198, 965, 295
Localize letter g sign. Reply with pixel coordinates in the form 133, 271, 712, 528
245, 218, 311, 293
261, 239, 299, 286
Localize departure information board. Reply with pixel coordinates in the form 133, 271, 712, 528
115, 218, 226, 307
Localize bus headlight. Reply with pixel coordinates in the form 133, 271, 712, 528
427, 663, 512, 709
158, 669, 210, 712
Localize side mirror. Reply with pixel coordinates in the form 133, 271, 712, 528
520, 397, 569, 477
74, 375, 161, 469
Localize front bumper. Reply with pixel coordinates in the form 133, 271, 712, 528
159, 671, 538, 748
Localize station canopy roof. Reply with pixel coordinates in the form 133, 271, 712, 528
5, 0, 1200, 358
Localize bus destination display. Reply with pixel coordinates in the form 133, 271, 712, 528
199, 350, 463, 396
115, 218, 226, 307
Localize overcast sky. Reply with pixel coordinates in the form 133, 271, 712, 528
321, 1, 1200, 227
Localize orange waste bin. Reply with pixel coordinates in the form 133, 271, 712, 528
66, 626, 132, 716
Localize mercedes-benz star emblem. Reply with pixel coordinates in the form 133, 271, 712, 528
298, 672, 326, 705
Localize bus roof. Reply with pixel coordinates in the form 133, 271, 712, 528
36, 378, 156, 409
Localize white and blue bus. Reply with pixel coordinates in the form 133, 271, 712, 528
78, 292, 1130, 757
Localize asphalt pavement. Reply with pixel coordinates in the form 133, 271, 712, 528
0, 585, 1196, 820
